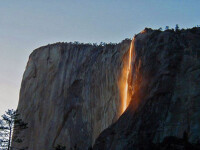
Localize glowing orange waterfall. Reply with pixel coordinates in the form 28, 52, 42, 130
119, 39, 134, 114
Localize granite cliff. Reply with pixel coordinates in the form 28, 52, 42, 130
93, 28, 200, 150
13, 41, 131, 150
13, 27, 200, 150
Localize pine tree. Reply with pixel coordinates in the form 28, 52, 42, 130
0, 109, 28, 150
175, 24, 180, 31
165, 26, 169, 30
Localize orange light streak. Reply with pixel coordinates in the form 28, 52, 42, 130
119, 39, 133, 114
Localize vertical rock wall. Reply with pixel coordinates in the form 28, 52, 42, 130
93, 28, 200, 150
14, 41, 131, 150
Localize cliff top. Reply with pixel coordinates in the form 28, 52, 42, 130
30, 27, 200, 59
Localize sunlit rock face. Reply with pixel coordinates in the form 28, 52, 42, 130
93, 28, 200, 150
13, 41, 131, 150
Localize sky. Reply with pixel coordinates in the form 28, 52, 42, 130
0, 0, 199, 115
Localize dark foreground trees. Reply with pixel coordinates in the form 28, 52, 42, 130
0, 109, 28, 150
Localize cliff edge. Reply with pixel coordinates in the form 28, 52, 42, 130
13, 27, 200, 150
93, 28, 200, 150
13, 41, 131, 150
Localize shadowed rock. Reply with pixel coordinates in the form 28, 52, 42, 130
93, 28, 200, 150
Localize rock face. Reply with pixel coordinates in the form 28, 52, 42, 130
14, 41, 131, 150
14, 27, 200, 150
93, 28, 200, 150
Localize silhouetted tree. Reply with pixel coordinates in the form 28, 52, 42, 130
165, 26, 169, 30
0, 109, 28, 150
93, 43, 98, 46
99, 42, 106, 46
175, 24, 180, 31
74, 41, 80, 45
